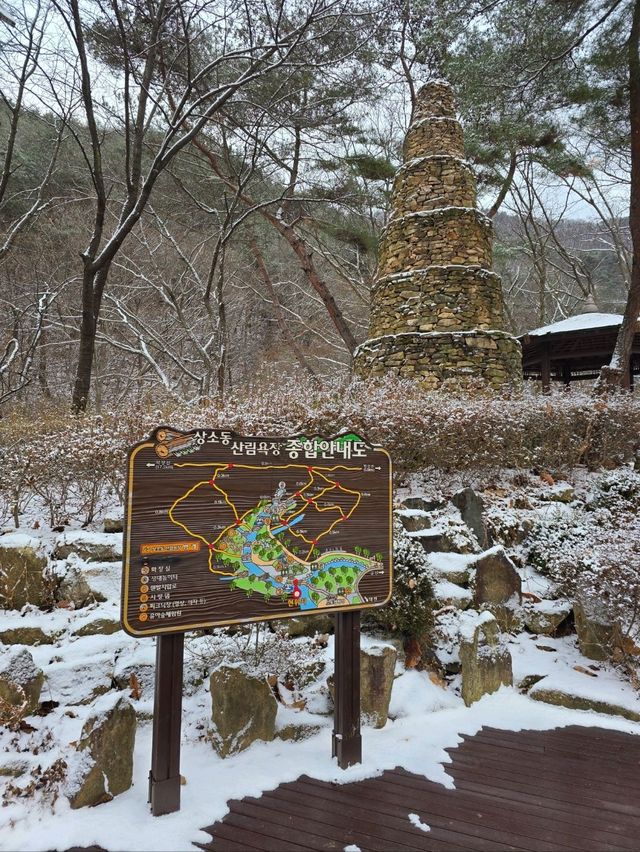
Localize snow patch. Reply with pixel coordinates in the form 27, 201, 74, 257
408, 812, 431, 832
526, 313, 625, 336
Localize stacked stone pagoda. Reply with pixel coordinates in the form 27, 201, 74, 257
353, 81, 522, 390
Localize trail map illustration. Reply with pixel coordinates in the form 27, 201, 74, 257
121, 429, 392, 636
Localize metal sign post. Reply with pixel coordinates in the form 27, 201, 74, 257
332, 610, 362, 768
149, 633, 184, 816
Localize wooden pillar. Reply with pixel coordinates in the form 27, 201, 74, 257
149, 633, 184, 816
562, 363, 571, 388
541, 343, 551, 393
332, 610, 362, 768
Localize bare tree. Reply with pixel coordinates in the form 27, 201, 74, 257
45, 0, 361, 410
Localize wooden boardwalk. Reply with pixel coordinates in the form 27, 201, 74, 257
200, 726, 640, 852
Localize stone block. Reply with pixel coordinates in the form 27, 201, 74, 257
452, 487, 488, 548
360, 645, 397, 728
209, 665, 277, 757
73, 618, 122, 637
573, 597, 622, 661
473, 546, 522, 606
530, 686, 640, 723
0, 534, 49, 610
459, 613, 512, 706
0, 648, 44, 720
0, 626, 56, 646
68, 696, 136, 808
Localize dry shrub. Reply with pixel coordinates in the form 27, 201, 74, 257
2, 377, 639, 525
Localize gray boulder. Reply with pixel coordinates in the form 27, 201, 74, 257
0, 626, 56, 646
68, 696, 137, 808
209, 665, 277, 757
54, 532, 121, 563
360, 645, 397, 728
103, 518, 124, 534
473, 546, 522, 606
460, 613, 512, 706
56, 562, 96, 608
0, 534, 50, 610
0, 648, 44, 721
574, 597, 622, 661
395, 509, 431, 533
452, 487, 488, 548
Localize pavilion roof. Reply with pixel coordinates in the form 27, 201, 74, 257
523, 312, 623, 338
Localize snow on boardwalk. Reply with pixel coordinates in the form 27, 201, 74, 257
200, 726, 640, 852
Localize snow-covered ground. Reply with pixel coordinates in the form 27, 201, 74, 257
2, 466, 640, 851
4, 675, 640, 852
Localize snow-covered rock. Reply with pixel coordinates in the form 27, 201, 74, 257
530, 668, 640, 723
459, 611, 512, 706
0, 533, 50, 610
68, 694, 136, 808
54, 531, 122, 563
524, 599, 572, 636
0, 648, 44, 720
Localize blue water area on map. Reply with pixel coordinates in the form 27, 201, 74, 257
270, 514, 304, 535
224, 503, 368, 609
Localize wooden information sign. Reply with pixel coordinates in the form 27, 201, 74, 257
121, 428, 392, 635
120, 427, 392, 816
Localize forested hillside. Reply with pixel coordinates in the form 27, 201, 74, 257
0, 0, 633, 407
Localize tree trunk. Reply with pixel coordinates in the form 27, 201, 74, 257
488, 149, 518, 218
72, 265, 110, 412
597, 0, 640, 392
249, 236, 319, 380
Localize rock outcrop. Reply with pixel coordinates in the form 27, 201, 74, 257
68, 696, 136, 808
354, 80, 522, 390
0, 648, 44, 721
0, 534, 50, 610
209, 665, 277, 757
459, 612, 513, 706
360, 645, 397, 728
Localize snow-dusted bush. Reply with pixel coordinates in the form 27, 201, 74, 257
2, 378, 640, 525
588, 468, 640, 513
366, 520, 434, 641
525, 486, 640, 635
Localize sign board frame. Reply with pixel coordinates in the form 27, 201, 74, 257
121, 427, 393, 635
119, 428, 393, 816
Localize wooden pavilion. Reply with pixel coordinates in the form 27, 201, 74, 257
519, 306, 640, 391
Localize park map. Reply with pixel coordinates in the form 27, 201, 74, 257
121, 429, 392, 635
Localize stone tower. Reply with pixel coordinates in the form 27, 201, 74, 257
353, 81, 522, 390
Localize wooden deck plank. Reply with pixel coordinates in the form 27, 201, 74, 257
363, 772, 581, 851
448, 757, 640, 815
446, 744, 640, 793
464, 730, 640, 768
232, 792, 424, 852
261, 781, 491, 852
201, 726, 640, 852
319, 767, 631, 843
